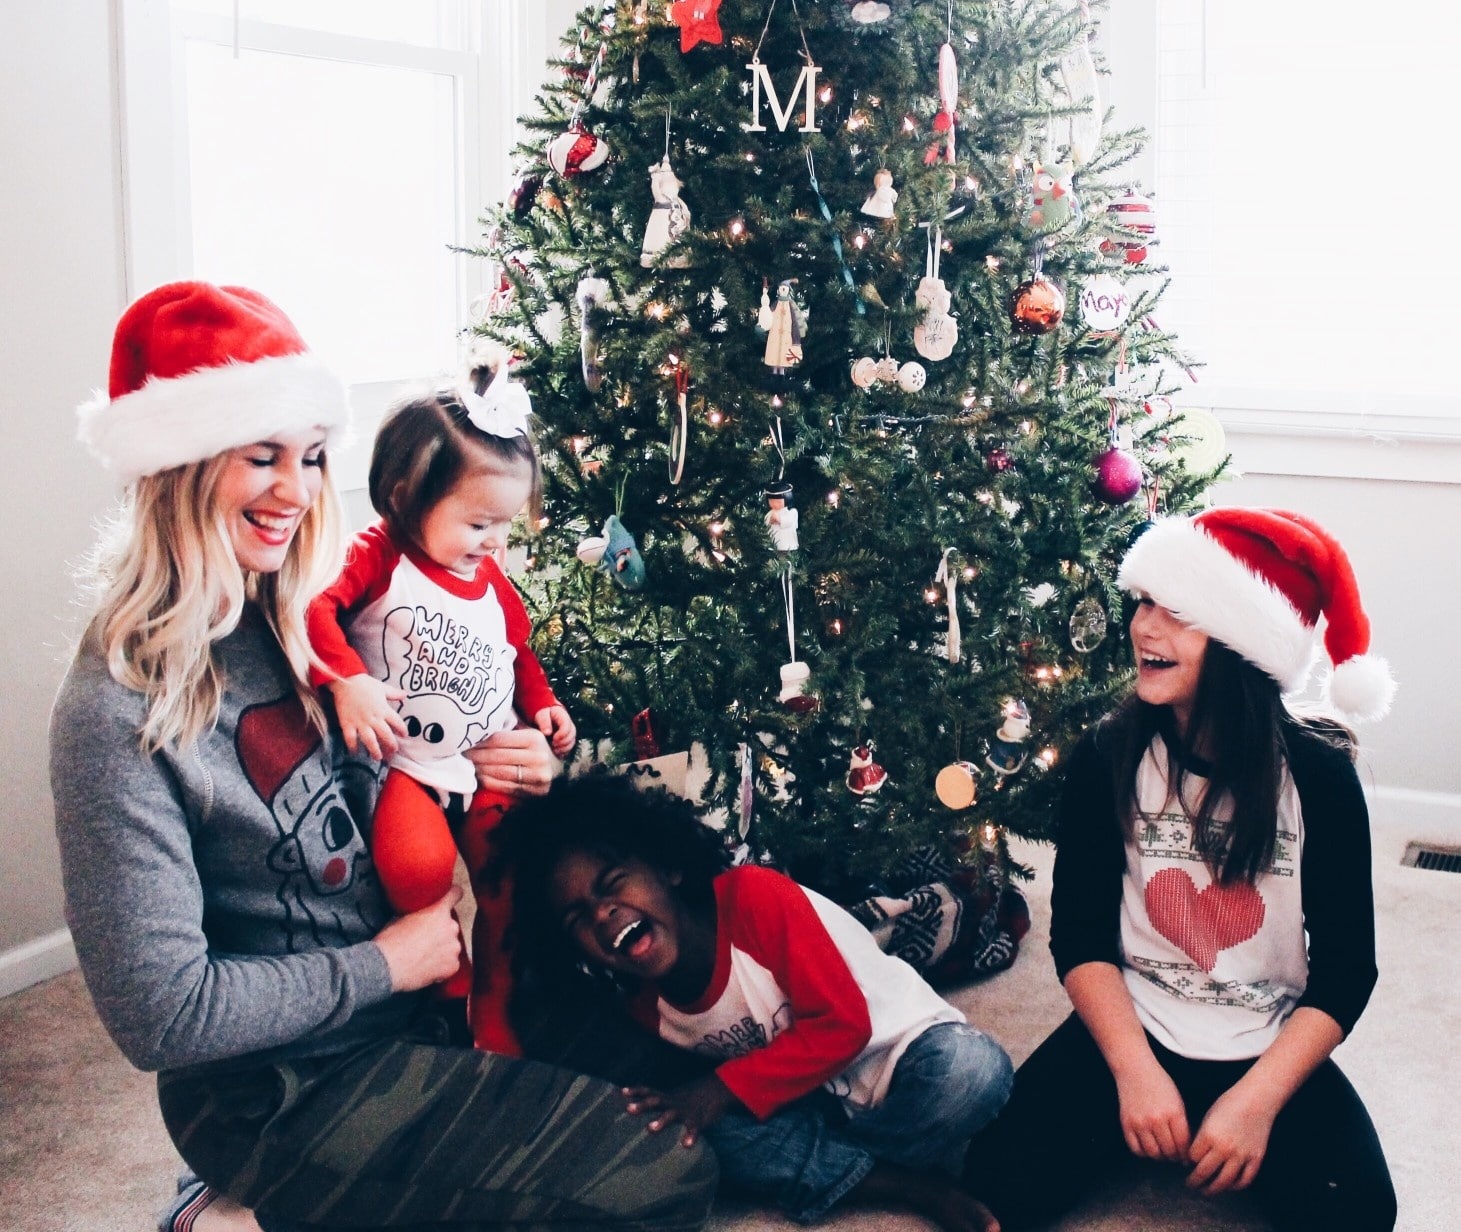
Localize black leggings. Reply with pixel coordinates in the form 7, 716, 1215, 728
965, 1013, 1395, 1232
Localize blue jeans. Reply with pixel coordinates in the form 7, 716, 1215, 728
706, 1021, 1013, 1224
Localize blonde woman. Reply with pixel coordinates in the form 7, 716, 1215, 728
49, 282, 716, 1232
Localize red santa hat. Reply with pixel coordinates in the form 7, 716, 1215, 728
77, 281, 352, 483
1117, 507, 1396, 721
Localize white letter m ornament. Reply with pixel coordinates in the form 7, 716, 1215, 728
745, 58, 821, 133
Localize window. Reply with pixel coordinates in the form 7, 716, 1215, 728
1107, 1, 1461, 479
117, 0, 579, 488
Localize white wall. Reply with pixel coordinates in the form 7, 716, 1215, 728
0, 1, 128, 995
0, 0, 1454, 1000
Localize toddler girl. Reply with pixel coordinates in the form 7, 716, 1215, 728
307, 362, 574, 1055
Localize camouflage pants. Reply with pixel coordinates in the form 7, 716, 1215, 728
157, 1024, 717, 1232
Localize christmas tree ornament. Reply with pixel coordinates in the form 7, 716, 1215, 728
546, 122, 610, 177
1068, 595, 1109, 652
849, 0, 891, 21
1010, 275, 1065, 334
804, 150, 861, 309
1101, 190, 1157, 264
860, 169, 898, 219
669, 0, 723, 52
897, 360, 926, 392
1093, 421, 1143, 505
934, 547, 962, 663
913, 227, 959, 361
640, 141, 692, 268
597, 512, 646, 590
1053, 0, 1102, 166
1167, 406, 1228, 475
846, 744, 889, 796
668, 364, 689, 484
778, 660, 818, 713
935, 761, 980, 810
746, 4, 823, 134
986, 699, 1031, 777
926, 38, 959, 166
631, 706, 663, 760
764, 480, 799, 551
757, 278, 807, 376
1078, 272, 1131, 332
575, 276, 611, 392
850, 356, 880, 389
507, 172, 542, 218
875, 355, 901, 382
986, 446, 1014, 472
1024, 162, 1077, 231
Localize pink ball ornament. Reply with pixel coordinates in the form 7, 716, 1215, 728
547, 124, 610, 177
1093, 444, 1143, 504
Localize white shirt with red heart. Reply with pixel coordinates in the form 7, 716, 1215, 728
1119, 737, 1308, 1060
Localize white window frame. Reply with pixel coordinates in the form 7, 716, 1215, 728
1102, 4, 1461, 485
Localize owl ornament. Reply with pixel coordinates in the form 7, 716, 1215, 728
1024, 162, 1078, 233
913, 228, 958, 361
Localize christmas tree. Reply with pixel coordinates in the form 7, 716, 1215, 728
471, 0, 1218, 907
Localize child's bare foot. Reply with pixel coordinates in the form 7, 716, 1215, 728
903, 1171, 1001, 1232
854, 1162, 1000, 1232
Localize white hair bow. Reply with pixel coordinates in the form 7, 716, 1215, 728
459, 362, 531, 440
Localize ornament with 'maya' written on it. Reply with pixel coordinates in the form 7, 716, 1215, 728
1069, 596, 1108, 653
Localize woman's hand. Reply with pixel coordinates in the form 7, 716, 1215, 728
463, 726, 556, 798
623, 1074, 740, 1147
1114, 1054, 1191, 1163
328, 674, 407, 761
373, 888, 464, 992
1186, 1080, 1274, 1193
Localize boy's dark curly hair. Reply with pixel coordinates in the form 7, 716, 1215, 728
491, 768, 730, 986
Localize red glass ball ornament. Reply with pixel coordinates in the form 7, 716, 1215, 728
1010, 276, 1065, 335
986, 447, 1014, 472
508, 173, 542, 219
1093, 445, 1143, 504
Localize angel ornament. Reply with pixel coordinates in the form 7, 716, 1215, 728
913, 228, 958, 362
640, 155, 692, 268
757, 278, 807, 375
860, 168, 898, 220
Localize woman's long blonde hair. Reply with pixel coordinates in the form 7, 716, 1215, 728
82, 451, 346, 754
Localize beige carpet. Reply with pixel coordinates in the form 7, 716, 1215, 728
1, 811, 1455, 1232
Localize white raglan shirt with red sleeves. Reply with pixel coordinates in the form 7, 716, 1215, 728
306, 522, 559, 798
632, 864, 963, 1120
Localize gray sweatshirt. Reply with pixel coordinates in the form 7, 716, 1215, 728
50, 605, 418, 1075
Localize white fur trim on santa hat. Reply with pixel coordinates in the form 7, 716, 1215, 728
1325, 654, 1397, 723
1117, 518, 1316, 692
78, 352, 352, 484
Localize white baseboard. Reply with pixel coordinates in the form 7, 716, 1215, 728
1366, 786, 1461, 861
0, 928, 77, 1000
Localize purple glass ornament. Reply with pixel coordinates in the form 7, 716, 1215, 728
1093, 445, 1142, 504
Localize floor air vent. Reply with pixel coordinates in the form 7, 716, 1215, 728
1401, 843, 1461, 874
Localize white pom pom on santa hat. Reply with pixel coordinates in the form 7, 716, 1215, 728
1119, 506, 1395, 722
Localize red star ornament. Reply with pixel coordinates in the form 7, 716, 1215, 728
669, 0, 723, 52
